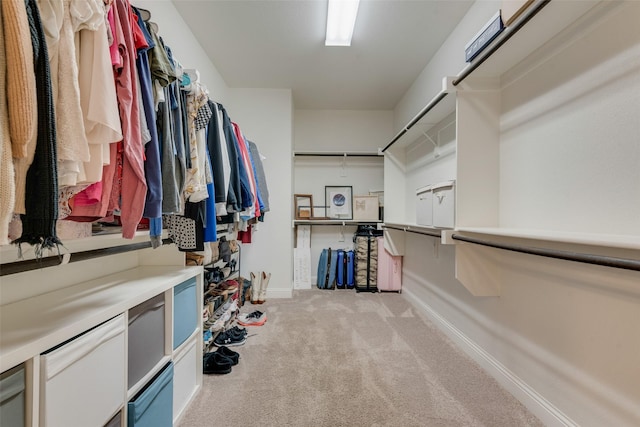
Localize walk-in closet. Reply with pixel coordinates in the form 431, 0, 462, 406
1, 1, 638, 426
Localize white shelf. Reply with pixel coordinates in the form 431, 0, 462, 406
0, 230, 158, 264
383, 78, 456, 152
0, 265, 201, 372
455, 227, 640, 251
454, 0, 604, 85
383, 222, 444, 237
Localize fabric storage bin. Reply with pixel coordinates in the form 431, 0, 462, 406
104, 411, 122, 427
128, 293, 166, 389
0, 364, 25, 427
128, 362, 173, 427
416, 185, 433, 226
173, 337, 198, 422
40, 315, 126, 427
432, 180, 455, 228
173, 277, 198, 350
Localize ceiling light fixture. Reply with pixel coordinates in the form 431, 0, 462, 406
325, 0, 360, 46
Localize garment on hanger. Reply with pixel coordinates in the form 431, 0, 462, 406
13, 0, 61, 250
248, 140, 269, 213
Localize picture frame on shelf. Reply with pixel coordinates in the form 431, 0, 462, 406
325, 186, 353, 220
353, 195, 379, 221
294, 194, 313, 220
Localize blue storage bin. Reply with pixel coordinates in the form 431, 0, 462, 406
0, 364, 25, 427
173, 278, 198, 349
127, 363, 173, 427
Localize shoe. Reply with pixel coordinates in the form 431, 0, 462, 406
203, 352, 233, 374
257, 272, 270, 304
237, 310, 267, 326
250, 272, 260, 304
229, 325, 247, 337
214, 330, 247, 347
215, 346, 240, 365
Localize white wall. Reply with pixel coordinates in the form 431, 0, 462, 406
227, 89, 294, 298
137, 0, 229, 104
394, 1, 640, 426
294, 110, 393, 286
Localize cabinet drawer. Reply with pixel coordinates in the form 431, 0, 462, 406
128, 293, 166, 389
0, 364, 25, 427
173, 278, 197, 350
173, 337, 198, 422
40, 315, 126, 427
127, 362, 173, 427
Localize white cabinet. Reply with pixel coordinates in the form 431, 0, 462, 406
40, 316, 126, 427
0, 263, 203, 427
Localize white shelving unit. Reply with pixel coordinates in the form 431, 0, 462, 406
0, 239, 204, 426
382, 0, 640, 295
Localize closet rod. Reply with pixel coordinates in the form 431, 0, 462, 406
383, 225, 442, 239
0, 238, 173, 276
451, 234, 640, 272
294, 152, 380, 157
452, 0, 551, 87
381, 91, 449, 153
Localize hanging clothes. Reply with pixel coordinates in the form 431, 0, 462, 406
73, 0, 121, 184
38, 0, 90, 187
248, 140, 270, 213
107, 0, 147, 239
13, 0, 61, 250
206, 101, 230, 216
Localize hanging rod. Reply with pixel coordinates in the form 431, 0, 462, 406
451, 234, 640, 272
453, 0, 552, 86
383, 225, 442, 239
0, 238, 173, 276
382, 91, 449, 153
293, 152, 381, 157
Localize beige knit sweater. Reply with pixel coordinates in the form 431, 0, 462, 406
2, 0, 37, 159
0, 4, 17, 245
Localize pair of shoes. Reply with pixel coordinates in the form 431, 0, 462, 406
203, 352, 232, 374
250, 272, 271, 304
237, 310, 267, 326
209, 345, 240, 365
213, 328, 247, 346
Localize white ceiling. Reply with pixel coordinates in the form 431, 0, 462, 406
171, 0, 473, 110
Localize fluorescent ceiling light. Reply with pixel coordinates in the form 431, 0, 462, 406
325, 0, 360, 46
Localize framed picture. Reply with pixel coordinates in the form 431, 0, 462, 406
325, 186, 353, 220
294, 194, 313, 219
353, 195, 379, 221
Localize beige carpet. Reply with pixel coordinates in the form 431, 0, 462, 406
179, 289, 543, 427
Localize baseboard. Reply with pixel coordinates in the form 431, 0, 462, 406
266, 288, 293, 299
403, 287, 578, 427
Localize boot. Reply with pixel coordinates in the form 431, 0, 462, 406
250, 272, 260, 304
258, 271, 270, 304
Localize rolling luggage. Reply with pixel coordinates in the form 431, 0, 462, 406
317, 248, 330, 289
376, 237, 402, 292
317, 248, 339, 289
346, 250, 355, 288
336, 250, 346, 289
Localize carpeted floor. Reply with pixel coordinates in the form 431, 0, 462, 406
179, 289, 544, 427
